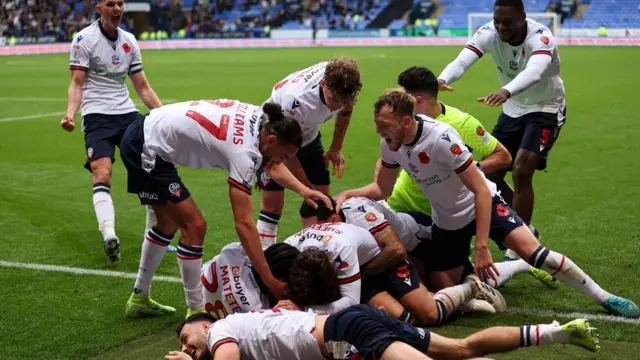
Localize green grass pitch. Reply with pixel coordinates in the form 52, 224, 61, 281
1, 45, 639, 359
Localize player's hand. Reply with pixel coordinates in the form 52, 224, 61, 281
477, 89, 510, 107
302, 188, 333, 211
266, 277, 289, 300
332, 191, 351, 213
438, 79, 454, 92
474, 246, 500, 284
164, 351, 191, 360
60, 115, 76, 132
323, 148, 345, 179
274, 299, 303, 311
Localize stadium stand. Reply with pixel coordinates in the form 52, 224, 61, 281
1, 0, 639, 44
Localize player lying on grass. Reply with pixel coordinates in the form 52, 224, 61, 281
167, 304, 599, 360
256, 57, 362, 249
286, 197, 507, 326
438, 0, 568, 236
62, 0, 165, 262
388, 66, 556, 288
201, 242, 339, 319
335, 88, 640, 318
119, 100, 331, 318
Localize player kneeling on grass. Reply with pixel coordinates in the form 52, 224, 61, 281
119, 100, 332, 319
335, 88, 640, 318
166, 305, 599, 360
292, 198, 506, 326
201, 242, 339, 318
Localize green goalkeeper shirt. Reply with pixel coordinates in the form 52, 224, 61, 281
387, 102, 498, 214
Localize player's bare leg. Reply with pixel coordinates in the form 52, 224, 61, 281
368, 292, 407, 320
90, 157, 119, 262
504, 226, 640, 318
428, 266, 465, 291
511, 149, 538, 225
381, 342, 431, 360
126, 204, 179, 318
169, 197, 207, 316
485, 168, 513, 204
425, 319, 599, 359
144, 206, 176, 253
257, 189, 285, 248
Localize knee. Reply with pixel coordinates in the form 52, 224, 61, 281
512, 156, 537, 182
182, 217, 207, 245
417, 309, 439, 326
92, 165, 112, 184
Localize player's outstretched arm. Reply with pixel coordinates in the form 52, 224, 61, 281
325, 105, 354, 179
459, 116, 512, 174
335, 158, 399, 210
457, 165, 498, 283
284, 156, 313, 189
61, 70, 86, 132
265, 162, 333, 209
480, 142, 512, 174
229, 185, 287, 300
130, 71, 162, 109
438, 47, 481, 89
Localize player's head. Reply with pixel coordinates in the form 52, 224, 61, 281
494, 0, 526, 43
96, 0, 124, 32
373, 88, 417, 152
321, 56, 363, 111
253, 243, 301, 306
287, 248, 341, 307
177, 313, 217, 360
299, 197, 341, 228
397, 66, 439, 115
259, 102, 303, 166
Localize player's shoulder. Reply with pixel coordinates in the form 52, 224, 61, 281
220, 242, 246, 256
342, 196, 372, 209
525, 19, 556, 45
470, 22, 498, 43
74, 22, 100, 46
439, 103, 470, 126
417, 114, 454, 136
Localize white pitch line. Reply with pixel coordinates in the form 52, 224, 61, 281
0, 260, 182, 283
1, 260, 639, 325
0, 97, 179, 103
509, 306, 640, 325
0, 111, 66, 122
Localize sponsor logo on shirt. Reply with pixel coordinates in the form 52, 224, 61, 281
111, 54, 120, 65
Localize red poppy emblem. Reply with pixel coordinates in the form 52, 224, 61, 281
122, 43, 131, 53
450, 144, 462, 156
418, 151, 430, 164
477, 126, 485, 136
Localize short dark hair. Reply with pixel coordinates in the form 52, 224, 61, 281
324, 56, 363, 104
397, 66, 439, 99
252, 243, 300, 307
374, 88, 416, 119
261, 102, 303, 148
494, 0, 524, 12
287, 248, 340, 307
299, 197, 337, 222
176, 313, 217, 337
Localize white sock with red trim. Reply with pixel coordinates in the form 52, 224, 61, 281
133, 227, 173, 296
520, 323, 568, 347
257, 211, 280, 249
433, 281, 476, 324
529, 245, 610, 304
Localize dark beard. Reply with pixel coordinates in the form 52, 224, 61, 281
198, 349, 213, 360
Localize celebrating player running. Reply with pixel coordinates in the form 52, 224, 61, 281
438, 0, 566, 232
120, 99, 332, 318
62, 0, 163, 262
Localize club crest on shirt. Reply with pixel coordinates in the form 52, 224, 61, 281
540, 36, 549, 45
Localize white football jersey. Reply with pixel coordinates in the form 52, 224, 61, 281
265, 62, 340, 146
201, 243, 269, 320
207, 308, 325, 360
143, 99, 262, 194
467, 19, 565, 118
284, 222, 380, 285
69, 20, 141, 118
341, 197, 430, 252
381, 116, 497, 230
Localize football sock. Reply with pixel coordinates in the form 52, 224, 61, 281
177, 241, 204, 310
257, 211, 280, 249
93, 183, 115, 240
133, 227, 173, 296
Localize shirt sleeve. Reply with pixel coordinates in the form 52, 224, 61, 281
528, 28, 556, 58
466, 24, 496, 57
433, 127, 474, 174
69, 34, 90, 72
228, 151, 257, 195
128, 36, 143, 75
380, 138, 400, 169
342, 200, 390, 235
458, 115, 498, 158
207, 320, 239, 357
279, 93, 309, 127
